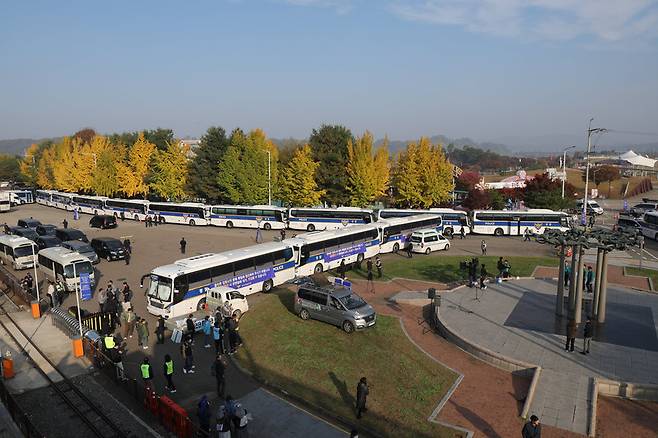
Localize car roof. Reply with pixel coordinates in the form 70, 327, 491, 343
57, 228, 84, 234
299, 284, 352, 297
411, 228, 439, 234
93, 215, 115, 219
63, 240, 86, 248
39, 235, 60, 241
92, 237, 120, 242
38, 224, 57, 228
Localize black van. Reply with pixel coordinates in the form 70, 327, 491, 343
90, 237, 126, 261
55, 228, 89, 243
89, 215, 118, 229
17, 218, 41, 228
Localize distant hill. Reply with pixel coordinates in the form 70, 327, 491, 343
378, 134, 512, 155
0, 137, 62, 156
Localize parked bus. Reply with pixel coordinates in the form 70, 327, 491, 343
286, 224, 380, 277
0, 235, 37, 270
37, 247, 95, 292
51, 192, 74, 210
209, 205, 287, 230
143, 242, 296, 318
103, 198, 149, 221
71, 195, 107, 215
377, 214, 442, 253
8, 190, 34, 205
471, 209, 570, 236
287, 207, 374, 232
35, 190, 55, 206
377, 208, 469, 236
147, 202, 209, 226
638, 211, 658, 240
0, 192, 9, 213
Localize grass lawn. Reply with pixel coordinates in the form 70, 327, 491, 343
344, 254, 560, 284
626, 267, 658, 288
235, 291, 463, 438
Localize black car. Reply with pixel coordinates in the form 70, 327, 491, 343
4, 225, 21, 235
89, 215, 118, 229
55, 228, 89, 243
90, 237, 126, 261
17, 218, 42, 228
36, 224, 58, 236
35, 235, 62, 250
13, 227, 39, 242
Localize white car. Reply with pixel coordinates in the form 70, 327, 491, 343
409, 229, 450, 254
206, 286, 250, 319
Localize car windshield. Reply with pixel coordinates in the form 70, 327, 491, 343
13, 245, 35, 258
21, 231, 39, 240
76, 244, 94, 253
410, 236, 422, 243
64, 261, 94, 278
338, 293, 367, 310
148, 275, 172, 302
68, 230, 85, 239
105, 240, 123, 249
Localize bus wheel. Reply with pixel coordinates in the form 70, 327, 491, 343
494, 228, 504, 236
307, 224, 315, 232
314, 264, 323, 274
197, 299, 206, 311
263, 279, 273, 293
300, 309, 310, 320
263, 223, 272, 231
393, 243, 400, 253
443, 228, 453, 237
342, 321, 355, 334
189, 219, 196, 226
134, 214, 139, 221
226, 221, 234, 229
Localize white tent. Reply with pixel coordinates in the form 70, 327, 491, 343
618, 150, 657, 168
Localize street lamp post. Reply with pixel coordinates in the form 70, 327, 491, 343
583, 119, 607, 226
562, 145, 576, 198
262, 150, 271, 205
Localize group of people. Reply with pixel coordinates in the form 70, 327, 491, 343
465, 257, 488, 289
565, 316, 594, 354
496, 257, 512, 279
144, 214, 166, 227
563, 263, 596, 293
200, 394, 251, 437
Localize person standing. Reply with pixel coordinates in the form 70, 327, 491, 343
227, 315, 238, 354
339, 259, 346, 279
211, 353, 226, 398
355, 377, 369, 419
479, 264, 488, 290
62, 218, 68, 229
585, 266, 594, 294
197, 395, 211, 435
564, 262, 571, 288
144, 216, 149, 228
120, 310, 130, 338
212, 321, 223, 354
523, 228, 531, 242
125, 308, 136, 338
280, 229, 286, 241
181, 337, 195, 373
406, 236, 413, 258
180, 237, 187, 254
155, 315, 166, 344
140, 357, 154, 391
136, 317, 149, 349
366, 258, 373, 275
375, 256, 382, 278
588, 214, 595, 229
185, 314, 195, 344
97, 286, 108, 313
46, 280, 56, 308
582, 317, 593, 354
163, 354, 176, 393
124, 248, 131, 265
522, 415, 541, 438
215, 406, 232, 438
565, 319, 577, 352
111, 344, 126, 381
202, 316, 212, 348
460, 226, 466, 239
481, 239, 487, 256
255, 225, 262, 243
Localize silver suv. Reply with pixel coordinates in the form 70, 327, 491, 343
294, 284, 376, 333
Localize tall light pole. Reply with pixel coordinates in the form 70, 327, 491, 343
262, 150, 271, 205
562, 145, 576, 198
583, 118, 607, 225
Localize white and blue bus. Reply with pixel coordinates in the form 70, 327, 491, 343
377, 214, 442, 253
209, 205, 287, 230
71, 195, 107, 215
286, 224, 380, 277
103, 198, 149, 221
35, 190, 54, 206
471, 209, 570, 236
143, 242, 296, 318
51, 192, 74, 210
377, 208, 469, 236
147, 202, 209, 226
8, 190, 34, 205
287, 207, 374, 232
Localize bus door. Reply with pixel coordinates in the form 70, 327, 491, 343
513, 216, 521, 236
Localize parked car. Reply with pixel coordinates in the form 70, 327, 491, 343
630, 201, 658, 217
55, 228, 88, 243
35, 235, 62, 250
17, 218, 42, 228
13, 227, 39, 242
89, 215, 118, 229
616, 217, 642, 234
90, 237, 126, 261
294, 283, 376, 333
205, 287, 249, 319
61, 240, 100, 264
409, 229, 450, 254
576, 199, 604, 215
36, 224, 58, 236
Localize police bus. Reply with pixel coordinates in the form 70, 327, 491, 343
35, 190, 55, 206
286, 224, 380, 277
377, 214, 442, 253
287, 207, 374, 232
471, 209, 571, 236
147, 202, 209, 226
209, 205, 287, 230
142, 242, 296, 318
51, 192, 75, 210
377, 208, 469, 236
103, 199, 149, 221
71, 195, 107, 215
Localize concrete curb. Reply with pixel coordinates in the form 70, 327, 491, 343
520, 366, 542, 421
589, 378, 598, 438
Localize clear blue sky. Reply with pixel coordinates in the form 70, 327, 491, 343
2, 0, 658, 149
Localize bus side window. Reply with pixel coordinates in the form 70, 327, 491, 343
174, 276, 189, 294
54, 262, 64, 278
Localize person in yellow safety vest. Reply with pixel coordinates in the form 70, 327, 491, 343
141, 357, 153, 390
163, 354, 176, 393
104, 334, 115, 350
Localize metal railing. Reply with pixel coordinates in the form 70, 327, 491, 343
51, 306, 89, 338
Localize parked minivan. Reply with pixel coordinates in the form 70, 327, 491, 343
55, 228, 88, 243
89, 215, 118, 229
616, 217, 642, 234
37, 247, 95, 292
409, 229, 450, 254
294, 284, 376, 333
17, 218, 41, 228
0, 235, 37, 270
90, 237, 126, 261
61, 240, 100, 264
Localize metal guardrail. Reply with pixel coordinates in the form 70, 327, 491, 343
51, 307, 89, 338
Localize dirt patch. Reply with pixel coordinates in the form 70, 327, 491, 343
596, 396, 658, 437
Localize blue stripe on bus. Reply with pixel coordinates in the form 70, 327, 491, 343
288, 217, 367, 224
301, 240, 380, 265
148, 211, 202, 218
210, 214, 279, 221
473, 221, 561, 226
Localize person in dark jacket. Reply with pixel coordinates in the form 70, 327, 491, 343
582, 317, 593, 354
163, 354, 176, 393
565, 319, 577, 352
355, 377, 369, 419
180, 237, 187, 254
197, 395, 210, 435
156, 315, 166, 344
211, 353, 226, 397
585, 266, 594, 293
185, 314, 195, 344
479, 264, 488, 290
522, 415, 541, 438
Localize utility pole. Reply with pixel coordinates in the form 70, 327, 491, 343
582, 119, 607, 226
562, 145, 576, 198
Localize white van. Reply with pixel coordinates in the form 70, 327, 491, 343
409, 229, 450, 254
0, 235, 37, 270
576, 199, 604, 216
37, 247, 95, 292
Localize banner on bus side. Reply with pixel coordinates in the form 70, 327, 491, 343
324, 243, 366, 263
219, 267, 275, 289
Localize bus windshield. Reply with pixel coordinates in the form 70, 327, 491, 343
64, 261, 94, 278
14, 245, 35, 258
148, 275, 173, 302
